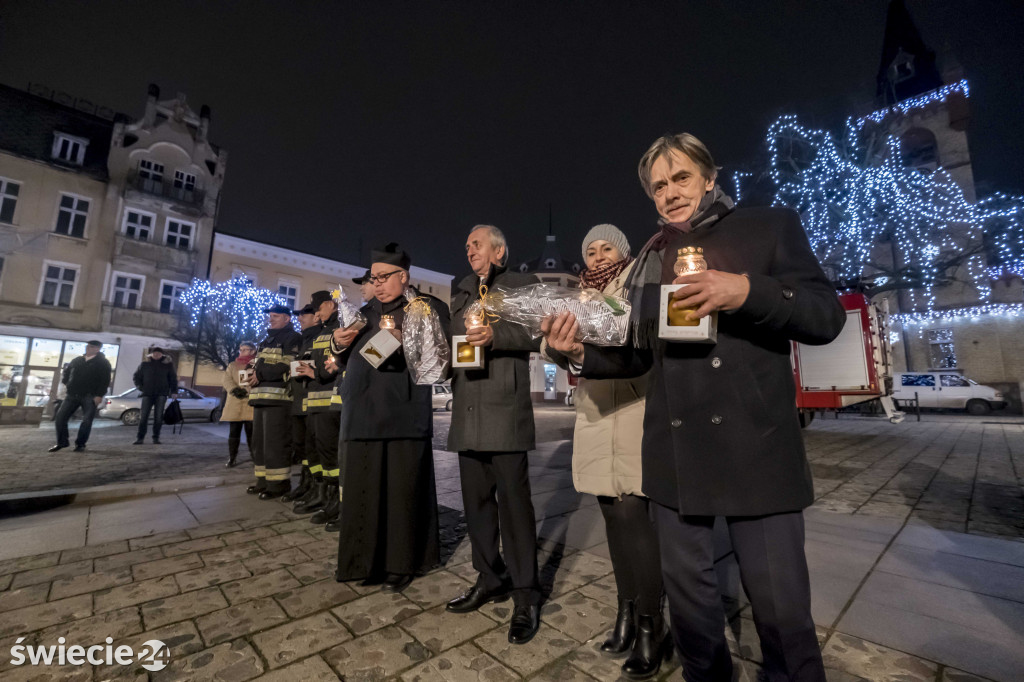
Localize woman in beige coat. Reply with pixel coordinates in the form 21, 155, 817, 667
221, 341, 255, 468
542, 225, 664, 680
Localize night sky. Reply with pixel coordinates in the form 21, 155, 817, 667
2, 0, 1022, 278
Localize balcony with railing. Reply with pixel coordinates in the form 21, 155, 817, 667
102, 303, 181, 335
114, 234, 199, 274
125, 171, 206, 211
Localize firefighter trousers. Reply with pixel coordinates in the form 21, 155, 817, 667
313, 411, 341, 486
252, 404, 292, 493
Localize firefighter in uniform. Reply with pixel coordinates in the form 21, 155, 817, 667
247, 304, 302, 499
303, 290, 343, 530
283, 304, 321, 503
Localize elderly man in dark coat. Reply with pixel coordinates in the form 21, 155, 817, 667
544, 133, 845, 682
331, 243, 450, 593
445, 224, 542, 645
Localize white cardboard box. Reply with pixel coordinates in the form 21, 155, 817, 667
451, 335, 484, 369
359, 329, 402, 368
659, 283, 717, 343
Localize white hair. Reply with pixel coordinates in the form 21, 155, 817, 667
468, 224, 509, 266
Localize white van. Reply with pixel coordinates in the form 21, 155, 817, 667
893, 371, 1006, 415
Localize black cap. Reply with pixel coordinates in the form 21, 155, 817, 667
293, 303, 316, 315
352, 269, 372, 285
371, 242, 411, 270
309, 290, 333, 308
86, 340, 103, 347
150, 346, 164, 354
264, 304, 292, 315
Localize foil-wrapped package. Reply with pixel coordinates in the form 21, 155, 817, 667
481, 283, 630, 346
402, 292, 451, 384
332, 286, 367, 331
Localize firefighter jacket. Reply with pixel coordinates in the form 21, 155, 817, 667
291, 323, 322, 415
307, 311, 340, 413
249, 325, 302, 407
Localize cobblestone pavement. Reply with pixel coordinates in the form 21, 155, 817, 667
1, 413, 1023, 680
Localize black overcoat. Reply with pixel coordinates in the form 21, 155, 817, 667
338, 290, 451, 441
132, 357, 177, 397
581, 207, 845, 516
448, 265, 540, 453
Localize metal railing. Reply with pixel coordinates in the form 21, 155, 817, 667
126, 171, 206, 207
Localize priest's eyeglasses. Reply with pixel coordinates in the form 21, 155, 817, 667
368, 269, 403, 284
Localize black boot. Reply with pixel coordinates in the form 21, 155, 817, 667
292, 476, 320, 509
600, 597, 636, 657
311, 483, 339, 525
621, 614, 672, 681
282, 469, 309, 502
293, 480, 326, 515
226, 438, 239, 468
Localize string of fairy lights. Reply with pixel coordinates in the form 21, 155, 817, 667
751, 79, 1024, 331
177, 275, 298, 337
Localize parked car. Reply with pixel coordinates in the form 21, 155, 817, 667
99, 387, 222, 425
431, 384, 453, 411
893, 371, 1006, 415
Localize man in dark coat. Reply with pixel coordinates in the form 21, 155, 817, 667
132, 346, 178, 445
331, 243, 449, 593
445, 224, 543, 645
247, 305, 303, 499
544, 133, 845, 682
50, 340, 112, 453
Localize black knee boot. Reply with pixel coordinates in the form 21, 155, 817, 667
601, 597, 636, 657
621, 613, 672, 680
226, 438, 239, 468
311, 482, 339, 524
293, 480, 326, 514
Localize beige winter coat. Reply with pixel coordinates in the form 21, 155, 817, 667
541, 262, 648, 498
220, 360, 254, 422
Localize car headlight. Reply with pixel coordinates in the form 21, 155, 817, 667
994, 393, 1003, 399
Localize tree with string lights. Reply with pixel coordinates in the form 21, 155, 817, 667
170, 276, 289, 370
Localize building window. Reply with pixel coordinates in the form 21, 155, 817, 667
111, 273, 144, 309
54, 195, 89, 238
122, 210, 155, 241
277, 281, 299, 310
138, 159, 164, 184
159, 280, 187, 314
0, 179, 19, 224
174, 171, 196, 191
39, 263, 78, 308
165, 220, 194, 250
927, 328, 956, 369
52, 133, 88, 165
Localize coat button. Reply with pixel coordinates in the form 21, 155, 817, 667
782, 288, 794, 299
711, 357, 722, 368
670, 418, 682, 428
467, 406, 474, 412
711, 415, 723, 425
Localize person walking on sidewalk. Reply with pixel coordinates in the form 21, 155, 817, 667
50, 340, 111, 453
445, 225, 543, 645
247, 305, 302, 499
132, 346, 177, 445
222, 342, 256, 468
542, 224, 665, 679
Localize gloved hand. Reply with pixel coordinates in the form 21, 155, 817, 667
230, 387, 249, 399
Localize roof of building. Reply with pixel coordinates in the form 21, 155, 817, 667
875, 0, 943, 106
0, 83, 115, 182
516, 234, 582, 275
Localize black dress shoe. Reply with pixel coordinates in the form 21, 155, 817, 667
245, 485, 261, 495
381, 574, 413, 593
324, 517, 341, 533
152, 438, 161, 444
258, 489, 285, 500
358, 574, 387, 587
133, 439, 144, 445
48, 444, 68, 453
508, 604, 540, 644
73, 445, 86, 452
225, 455, 237, 468
446, 582, 513, 613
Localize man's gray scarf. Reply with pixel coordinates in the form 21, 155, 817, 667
625, 187, 736, 348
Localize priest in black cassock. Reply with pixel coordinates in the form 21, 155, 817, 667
331, 243, 450, 592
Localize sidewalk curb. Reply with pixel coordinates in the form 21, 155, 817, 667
0, 474, 240, 507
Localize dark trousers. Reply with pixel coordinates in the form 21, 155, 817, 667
313, 411, 341, 484
227, 420, 253, 448
304, 413, 321, 478
137, 395, 167, 440
598, 494, 663, 614
458, 450, 540, 606
54, 394, 98, 447
652, 503, 825, 682
252, 405, 292, 493
290, 415, 307, 466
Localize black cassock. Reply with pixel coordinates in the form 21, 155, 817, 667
334, 291, 450, 580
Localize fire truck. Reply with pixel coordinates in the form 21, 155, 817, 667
791, 292, 904, 426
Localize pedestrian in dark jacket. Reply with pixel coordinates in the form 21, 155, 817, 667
50, 340, 111, 453
444, 225, 543, 646
132, 347, 178, 444
543, 133, 845, 682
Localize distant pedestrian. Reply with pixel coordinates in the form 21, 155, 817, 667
222, 342, 256, 468
132, 347, 178, 445
50, 340, 111, 453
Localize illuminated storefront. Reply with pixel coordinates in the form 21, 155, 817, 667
0, 335, 119, 410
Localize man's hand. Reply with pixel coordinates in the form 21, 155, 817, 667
388, 328, 403, 342
325, 355, 337, 372
294, 362, 315, 378
248, 374, 259, 387
540, 312, 584, 364
93, 396, 103, 407
671, 270, 750, 320
334, 328, 359, 348
466, 324, 494, 348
